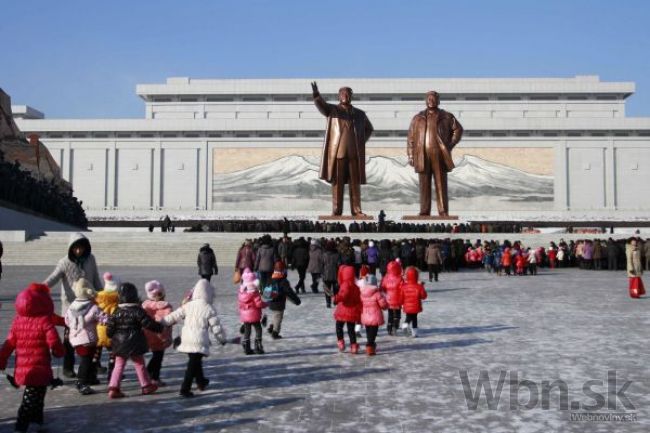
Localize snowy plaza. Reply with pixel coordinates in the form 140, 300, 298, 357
0, 263, 646, 432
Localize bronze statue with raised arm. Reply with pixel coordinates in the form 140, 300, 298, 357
311, 82, 373, 217
407, 91, 463, 217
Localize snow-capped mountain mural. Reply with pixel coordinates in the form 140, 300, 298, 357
212, 154, 553, 211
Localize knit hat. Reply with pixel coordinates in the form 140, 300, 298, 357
73, 278, 96, 300
144, 280, 166, 301
242, 268, 256, 283
103, 272, 119, 292
368, 241, 375, 248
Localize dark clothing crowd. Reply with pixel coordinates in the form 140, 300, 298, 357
0, 150, 87, 228
185, 219, 522, 235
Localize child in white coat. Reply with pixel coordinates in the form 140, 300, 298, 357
64, 278, 104, 395
162, 279, 227, 398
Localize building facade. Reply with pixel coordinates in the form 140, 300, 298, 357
13, 76, 650, 215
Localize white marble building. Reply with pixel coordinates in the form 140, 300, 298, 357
12, 75, 650, 215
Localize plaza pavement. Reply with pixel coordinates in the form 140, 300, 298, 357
0, 265, 647, 432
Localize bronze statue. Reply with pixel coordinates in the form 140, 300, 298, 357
311, 82, 373, 217
407, 91, 463, 216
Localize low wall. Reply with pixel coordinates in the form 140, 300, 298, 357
0, 205, 82, 239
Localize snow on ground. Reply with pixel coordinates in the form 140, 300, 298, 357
0, 265, 648, 432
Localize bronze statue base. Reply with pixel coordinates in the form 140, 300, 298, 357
402, 215, 459, 221
318, 215, 375, 221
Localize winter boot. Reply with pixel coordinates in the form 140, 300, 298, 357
267, 324, 274, 335
142, 383, 158, 395
242, 340, 254, 355
350, 343, 359, 354
337, 339, 345, 352
108, 387, 125, 399
271, 331, 282, 340
355, 324, 362, 338
366, 345, 376, 356
197, 378, 210, 391
411, 327, 418, 338
387, 324, 394, 336
254, 339, 265, 355
401, 322, 409, 336
393, 319, 401, 334
76, 382, 96, 395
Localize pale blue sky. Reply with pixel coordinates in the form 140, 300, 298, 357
2, 0, 649, 118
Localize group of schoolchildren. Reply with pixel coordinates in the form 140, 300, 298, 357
467, 245, 541, 276
331, 259, 428, 355
0, 272, 228, 432
0, 241, 429, 433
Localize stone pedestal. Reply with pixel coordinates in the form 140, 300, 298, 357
318, 215, 375, 221
402, 215, 459, 221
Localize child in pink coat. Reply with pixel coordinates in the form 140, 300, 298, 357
360, 275, 388, 356
142, 280, 173, 386
238, 268, 267, 355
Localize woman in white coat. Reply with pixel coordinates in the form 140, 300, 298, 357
163, 279, 227, 397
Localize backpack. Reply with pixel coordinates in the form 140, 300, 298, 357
262, 280, 281, 302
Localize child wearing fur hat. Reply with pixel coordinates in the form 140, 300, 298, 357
64, 278, 104, 395
94, 272, 120, 379
360, 274, 388, 355
142, 280, 173, 386
162, 279, 227, 398
106, 282, 164, 398
238, 268, 268, 355
381, 259, 404, 335
332, 264, 362, 353
0, 283, 65, 433
400, 267, 428, 338
264, 261, 301, 339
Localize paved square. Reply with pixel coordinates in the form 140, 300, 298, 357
0, 265, 647, 432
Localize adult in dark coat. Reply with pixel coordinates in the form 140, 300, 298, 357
235, 240, 256, 274
291, 238, 310, 293
197, 243, 218, 282
321, 241, 341, 308
255, 235, 277, 289
306, 239, 324, 293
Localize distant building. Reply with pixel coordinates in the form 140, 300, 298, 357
13, 75, 650, 214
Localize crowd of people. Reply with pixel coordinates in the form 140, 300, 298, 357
0, 149, 87, 228
0, 231, 647, 431
183, 218, 522, 234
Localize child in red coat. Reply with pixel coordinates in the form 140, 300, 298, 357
400, 267, 428, 338
380, 259, 404, 335
332, 265, 362, 353
0, 283, 65, 433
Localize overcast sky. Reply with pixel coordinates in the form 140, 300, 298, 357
2, 0, 649, 118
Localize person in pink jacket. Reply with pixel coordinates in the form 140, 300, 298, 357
332, 265, 362, 353
238, 268, 267, 355
142, 280, 173, 386
360, 275, 388, 356
400, 267, 428, 338
380, 259, 403, 335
